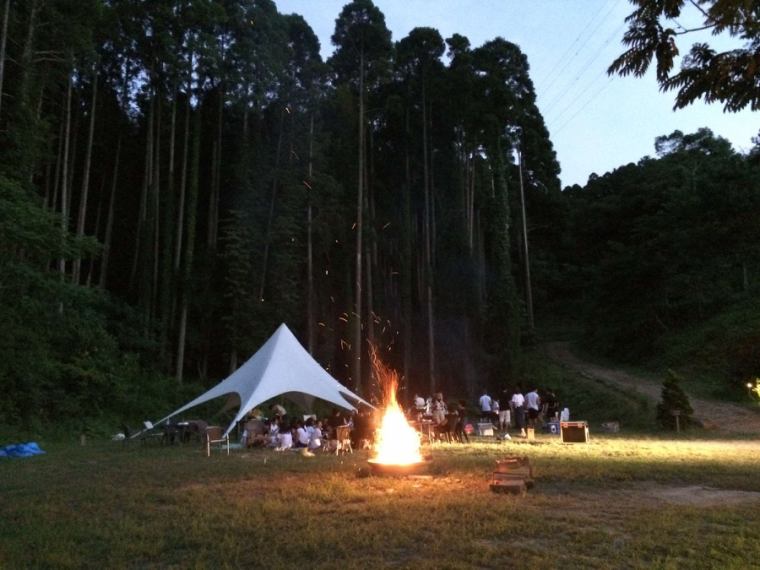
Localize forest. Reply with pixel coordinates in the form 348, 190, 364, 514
1, 0, 759, 432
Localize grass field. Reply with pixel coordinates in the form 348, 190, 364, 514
3, 435, 760, 569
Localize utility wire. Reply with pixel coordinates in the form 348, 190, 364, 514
537, 0, 619, 96
550, 77, 614, 135
542, 18, 627, 118
534, 0, 612, 89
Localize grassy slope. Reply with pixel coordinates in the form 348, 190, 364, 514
653, 296, 760, 401
2, 438, 760, 568
546, 295, 760, 405
521, 347, 653, 431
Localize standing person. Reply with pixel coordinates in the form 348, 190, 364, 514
544, 388, 559, 421
478, 389, 493, 422
492, 398, 501, 428
525, 386, 541, 429
511, 386, 526, 437
455, 400, 470, 444
498, 393, 511, 432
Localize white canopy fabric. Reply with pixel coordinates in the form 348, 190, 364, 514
155, 323, 372, 437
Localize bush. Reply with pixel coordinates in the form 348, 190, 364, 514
656, 369, 694, 430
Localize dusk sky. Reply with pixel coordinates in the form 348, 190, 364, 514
275, 0, 758, 188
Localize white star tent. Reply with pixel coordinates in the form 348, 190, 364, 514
155, 323, 372, 437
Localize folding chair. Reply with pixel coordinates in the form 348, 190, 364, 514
205, 426, 230, 457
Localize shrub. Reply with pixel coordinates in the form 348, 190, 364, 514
656, 369, 694, 430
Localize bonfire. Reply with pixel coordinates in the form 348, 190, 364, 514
368, 348, 424, 472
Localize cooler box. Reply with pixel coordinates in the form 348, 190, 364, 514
560, 421, 589, 443
477, 422, 494, 436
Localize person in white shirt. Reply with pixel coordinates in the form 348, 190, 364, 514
294, 420, 310, 448
525, 387, 541, 428
478, 390, 492, 422
277, 429, 293, 451
308, 421, 323, 451
511, 387, 526, 437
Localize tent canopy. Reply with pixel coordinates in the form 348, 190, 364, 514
156, 323, 372, 437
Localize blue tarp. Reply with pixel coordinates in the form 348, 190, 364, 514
0, 442, 45, 458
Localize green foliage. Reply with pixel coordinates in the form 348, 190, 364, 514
0, 174, 173, 428
656, 369, 695, 430
566, 129, 760, 368
609, 0, 760, 111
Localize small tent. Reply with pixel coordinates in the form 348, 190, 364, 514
155, 323, 372, 437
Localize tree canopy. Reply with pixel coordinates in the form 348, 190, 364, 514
608, 0, 760, 111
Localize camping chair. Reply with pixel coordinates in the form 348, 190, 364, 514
205, 426, 230, 457
334, 425, 353, 455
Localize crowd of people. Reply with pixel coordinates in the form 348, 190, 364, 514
241, 404, 376, 453
237, 385, 562, 452
411, 385, 562, 442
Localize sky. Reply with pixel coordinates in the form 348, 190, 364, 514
274, 0, 758, 188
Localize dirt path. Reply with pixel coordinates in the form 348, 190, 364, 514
544, 341, 760, 435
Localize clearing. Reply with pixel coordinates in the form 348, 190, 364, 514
544, 341, 760, 434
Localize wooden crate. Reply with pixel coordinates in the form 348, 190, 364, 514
490, 479, 526, 495
561, 421, 590, 443
491, 456, 534, 493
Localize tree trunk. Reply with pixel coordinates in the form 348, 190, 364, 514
160, 94, 177, 364
258, 108, 286, 300
402, 106, 412, 389
130, 91, 154, 290
207, 88, 223, 252
151, 98, 162, 320
365, 126, 376, 354
19, 0, 39, 107
422, 74, 435, 393
85, 177, 106, 287
176, 108, 201, 383
65, 107, 80, 233
174, 88, 191, 273
99, 137, 120, 289
0, 0, 11, 121
72, 73, 98, 284
49, 97, 66, 212
58, 72, 73, 279
307, 113, 315, 355
352, 46, 365, 392
517, 148, 534, 331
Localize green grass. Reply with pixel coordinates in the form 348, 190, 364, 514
3, 436, 760, 569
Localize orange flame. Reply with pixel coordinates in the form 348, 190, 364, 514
370, 347, 422, 465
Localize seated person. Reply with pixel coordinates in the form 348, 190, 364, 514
431, 393, 447, 426
308, 420, 323, 451
294, 420, 310, 448
277, 424, 293, 451
266, 418, 280, 448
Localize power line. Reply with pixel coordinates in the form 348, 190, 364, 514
536, 0, 619, 96
550, 77, 614, 135
541, 18, 627, 118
